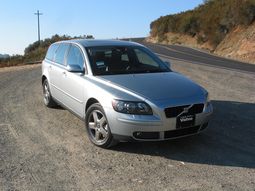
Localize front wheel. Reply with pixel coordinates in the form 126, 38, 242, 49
85, 103, 118, 148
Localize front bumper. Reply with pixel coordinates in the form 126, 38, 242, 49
105, 102, 213, 141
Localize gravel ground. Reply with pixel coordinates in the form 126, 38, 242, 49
0, 60, 254, 191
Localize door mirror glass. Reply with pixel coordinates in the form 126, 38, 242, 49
66, 64, 84, 73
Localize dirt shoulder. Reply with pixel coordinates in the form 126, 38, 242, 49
0, 63, 41, 73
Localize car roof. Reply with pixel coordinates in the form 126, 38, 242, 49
55, 39, 143, 47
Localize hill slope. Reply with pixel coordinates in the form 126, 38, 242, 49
215, 22, 255, 63
148, 0, 255, 63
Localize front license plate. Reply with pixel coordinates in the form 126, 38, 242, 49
176, 115, 195, 129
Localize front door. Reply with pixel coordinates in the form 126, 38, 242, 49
60, 44, 85, 117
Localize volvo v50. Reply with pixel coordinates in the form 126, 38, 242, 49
42, 40, 213, 148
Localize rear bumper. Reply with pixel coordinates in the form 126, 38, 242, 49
106, 102, 213, 142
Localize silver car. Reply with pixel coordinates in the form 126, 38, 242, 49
42, 39, 213, 148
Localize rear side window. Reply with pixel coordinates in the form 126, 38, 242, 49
55, 44, 69, 65
66, 45, 84, 70
46, 44, 59, 61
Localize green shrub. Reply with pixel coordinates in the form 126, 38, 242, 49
239, 1, 255, 25
197, 34, 207, 44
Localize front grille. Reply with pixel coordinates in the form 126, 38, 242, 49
188, 104, 205, 115
164, 125, 200, 138
165, 104, 204, 118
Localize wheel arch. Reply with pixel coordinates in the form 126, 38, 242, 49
42, 75, 47, 85
85, 98, 100, 112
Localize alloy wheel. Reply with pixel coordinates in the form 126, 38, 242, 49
88, 110, 109, 144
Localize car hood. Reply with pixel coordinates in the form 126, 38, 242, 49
98, 72, 204, 101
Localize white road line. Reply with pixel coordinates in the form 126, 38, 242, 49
157, 53, 255, 75
155, 44, 246, 65
148, 42, 252, 65
172, 43, 251, 64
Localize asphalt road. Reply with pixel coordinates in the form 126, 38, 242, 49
0, 48, 255, 190
131, 38, 255, 74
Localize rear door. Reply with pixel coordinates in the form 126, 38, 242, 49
59, 44, 85, 117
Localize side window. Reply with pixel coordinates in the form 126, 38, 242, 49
45, 44, 59, 61
121, 53, 129, 62
54, 44, 69, 65
66, 45, 84, 70
134, 49, 158, 67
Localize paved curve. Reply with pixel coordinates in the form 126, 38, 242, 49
131, 38, 255, 74
0, 58, 255, 190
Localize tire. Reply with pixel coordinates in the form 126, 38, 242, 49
42, 79, 57, 108
85, 103, 118, 148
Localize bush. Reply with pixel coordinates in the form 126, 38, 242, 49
239, 1, 255, 25
197, 34, 207, 44
179, 14, 199, 36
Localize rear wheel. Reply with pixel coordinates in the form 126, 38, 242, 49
85, 103, 118, 148
42, 79, 57, 107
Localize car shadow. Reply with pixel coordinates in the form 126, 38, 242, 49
113, 100, 255, 168
51, 105, 65, 110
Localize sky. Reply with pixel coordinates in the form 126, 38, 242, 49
0, 0, 203, 55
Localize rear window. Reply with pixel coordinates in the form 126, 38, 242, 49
54, 44, 69, 65
45, 44, 59, 61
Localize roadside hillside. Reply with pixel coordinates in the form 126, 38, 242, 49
0, 34, 71, 68
0, 34, 94, 68
215, 22, 255, 63
148, 0, 255, 64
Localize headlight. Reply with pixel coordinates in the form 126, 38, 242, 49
112, 100, 153, 115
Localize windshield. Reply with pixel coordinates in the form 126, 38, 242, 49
86, 46, 171, 75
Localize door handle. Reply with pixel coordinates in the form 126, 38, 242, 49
62, 71, 67, 76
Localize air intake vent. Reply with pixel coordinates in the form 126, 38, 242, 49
164, 125, 200, 138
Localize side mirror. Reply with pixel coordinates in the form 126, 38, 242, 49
66, 65, 84, 73
164, 61, 171, 69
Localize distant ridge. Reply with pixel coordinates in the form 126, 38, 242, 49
0, 34, 94, 68
0, 54, 10, 59
148, 0, 255, 64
